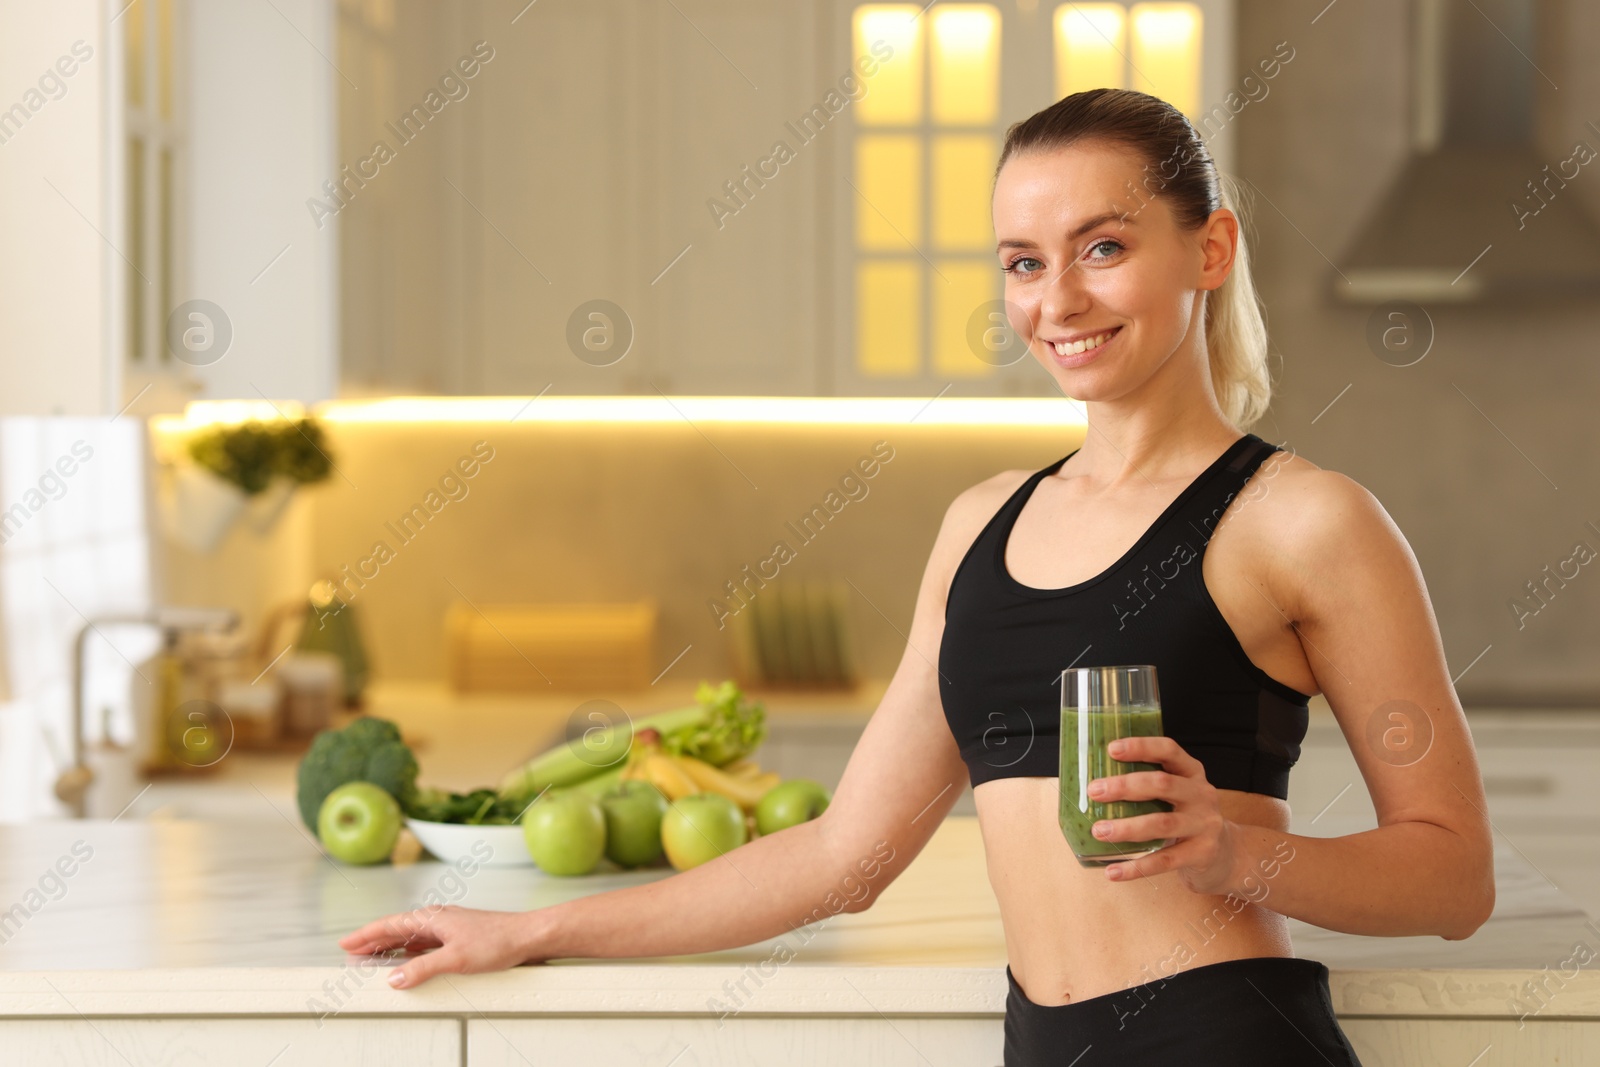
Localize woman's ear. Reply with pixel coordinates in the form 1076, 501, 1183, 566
1197, 208, 1239, 292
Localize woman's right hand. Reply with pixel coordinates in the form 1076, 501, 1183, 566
338, 904, 546, 989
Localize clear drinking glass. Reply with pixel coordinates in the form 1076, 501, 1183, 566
1059, 664, 1174, 867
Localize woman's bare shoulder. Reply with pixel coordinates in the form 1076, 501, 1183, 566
923, 467, 1037, 573
945, 467, 1036, 531
1229, 446, 1414, 610
1242, 446, 1391, 538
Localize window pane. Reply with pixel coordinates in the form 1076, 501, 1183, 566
932, 261, 998, 377
1054, 3, 1126, 99
157, 0, 174, 119
854, 135, 922, 249
930, 5, 999, 126
127, 137, 145, 362
854, 5, 922, 125
125, 0, 146, 108
1130, 3, 1201, 118
856, 261, 921, 376
160, 146, 174, 361
931, 134, 994, 251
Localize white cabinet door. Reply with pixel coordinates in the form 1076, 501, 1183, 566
457, 0, 653, 397
469, 1016, 1003, 1067
641, 0, 823, 396
0, 1018, 459, 1066
339, 0, 825, 399
0, 1, 115, 415
1341, 1018, 1600, 1065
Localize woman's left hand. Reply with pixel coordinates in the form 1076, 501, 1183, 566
1088, 735, 1243, 895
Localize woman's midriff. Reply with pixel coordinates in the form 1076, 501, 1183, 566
975, 776, 1295, 1006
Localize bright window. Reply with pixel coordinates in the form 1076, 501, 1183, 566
1054, 2, 1203, 118
852, 4, 1001, 380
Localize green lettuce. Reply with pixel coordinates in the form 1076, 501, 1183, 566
657, 680, 766, 766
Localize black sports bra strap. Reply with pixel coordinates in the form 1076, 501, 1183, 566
1173, 434, 1281, 547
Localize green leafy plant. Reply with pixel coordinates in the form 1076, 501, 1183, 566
187, 417, 334, 495
273, 418, 333, 485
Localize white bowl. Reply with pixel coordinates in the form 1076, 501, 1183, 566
405, 818, 535, 868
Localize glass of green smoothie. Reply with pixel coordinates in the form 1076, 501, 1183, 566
1059, 664, 1174, 867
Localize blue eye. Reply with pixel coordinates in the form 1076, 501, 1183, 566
1002, 256, 1043, 275
1087, 239, 1124, 260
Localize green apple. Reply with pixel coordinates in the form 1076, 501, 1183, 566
755, 778, 832, 836
318, 781, 402, 865
522, 790, 607, 875
661, 792, 747, 871
601, 780, 668, 868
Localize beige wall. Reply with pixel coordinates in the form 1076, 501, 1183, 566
310, 422, 1086, 686
156, 420, 1085, 690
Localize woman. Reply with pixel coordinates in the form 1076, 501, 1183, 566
340, 89, 1495, 1065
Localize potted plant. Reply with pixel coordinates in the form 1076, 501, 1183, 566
245, 419, 334, 532
162, 417, 335, 552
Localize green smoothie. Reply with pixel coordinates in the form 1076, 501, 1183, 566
1059, 706, 1173, 867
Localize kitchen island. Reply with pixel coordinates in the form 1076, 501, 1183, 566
1, 813, 1597, 1066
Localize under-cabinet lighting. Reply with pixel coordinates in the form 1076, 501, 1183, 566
316, 396, 1089, 425
158, 396, 1090, 427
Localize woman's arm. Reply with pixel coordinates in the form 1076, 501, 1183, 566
341, 483, 994, 987
1093, 466, 1496, 940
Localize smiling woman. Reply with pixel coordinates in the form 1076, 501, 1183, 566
338, 87, 1491, 1067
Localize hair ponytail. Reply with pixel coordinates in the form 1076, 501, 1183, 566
995, 89, 1273, 428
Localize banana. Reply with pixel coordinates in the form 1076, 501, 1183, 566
644, 752, 700, 801
677, 755, 780, 811
721, 757, 763, 780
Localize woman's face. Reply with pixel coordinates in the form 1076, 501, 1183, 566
991, 141, 1230, 407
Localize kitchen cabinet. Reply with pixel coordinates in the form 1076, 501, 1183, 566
339, 0, 825, 398
468, 1017, 998, 1067
0, 1, 118, 416
0, 0, 338, 417
336, 0, 1245, 400
0, 1019, 459, 1067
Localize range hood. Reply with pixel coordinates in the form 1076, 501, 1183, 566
1336, 0, 1600, 303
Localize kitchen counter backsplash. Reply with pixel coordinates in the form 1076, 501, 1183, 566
154, 418, 1084, 688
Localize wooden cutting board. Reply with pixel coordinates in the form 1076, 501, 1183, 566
445, 600, 657, 691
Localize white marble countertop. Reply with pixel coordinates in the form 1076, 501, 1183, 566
1, 811, 1596, 1021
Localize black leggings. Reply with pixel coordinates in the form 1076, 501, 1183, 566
1004, 955, 1365, 1066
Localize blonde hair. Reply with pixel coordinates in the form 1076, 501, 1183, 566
995, 89, 1273, 428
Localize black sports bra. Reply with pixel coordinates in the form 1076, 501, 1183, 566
937, 434, 1312, 799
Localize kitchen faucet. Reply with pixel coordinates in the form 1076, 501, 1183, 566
57, 607, 239, 817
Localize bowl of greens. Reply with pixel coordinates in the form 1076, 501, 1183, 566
404, 788, 534, 868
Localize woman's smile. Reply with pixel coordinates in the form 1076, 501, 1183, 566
1040, 324, 1123, 369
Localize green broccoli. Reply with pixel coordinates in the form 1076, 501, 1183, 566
295, 716, 419, 831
